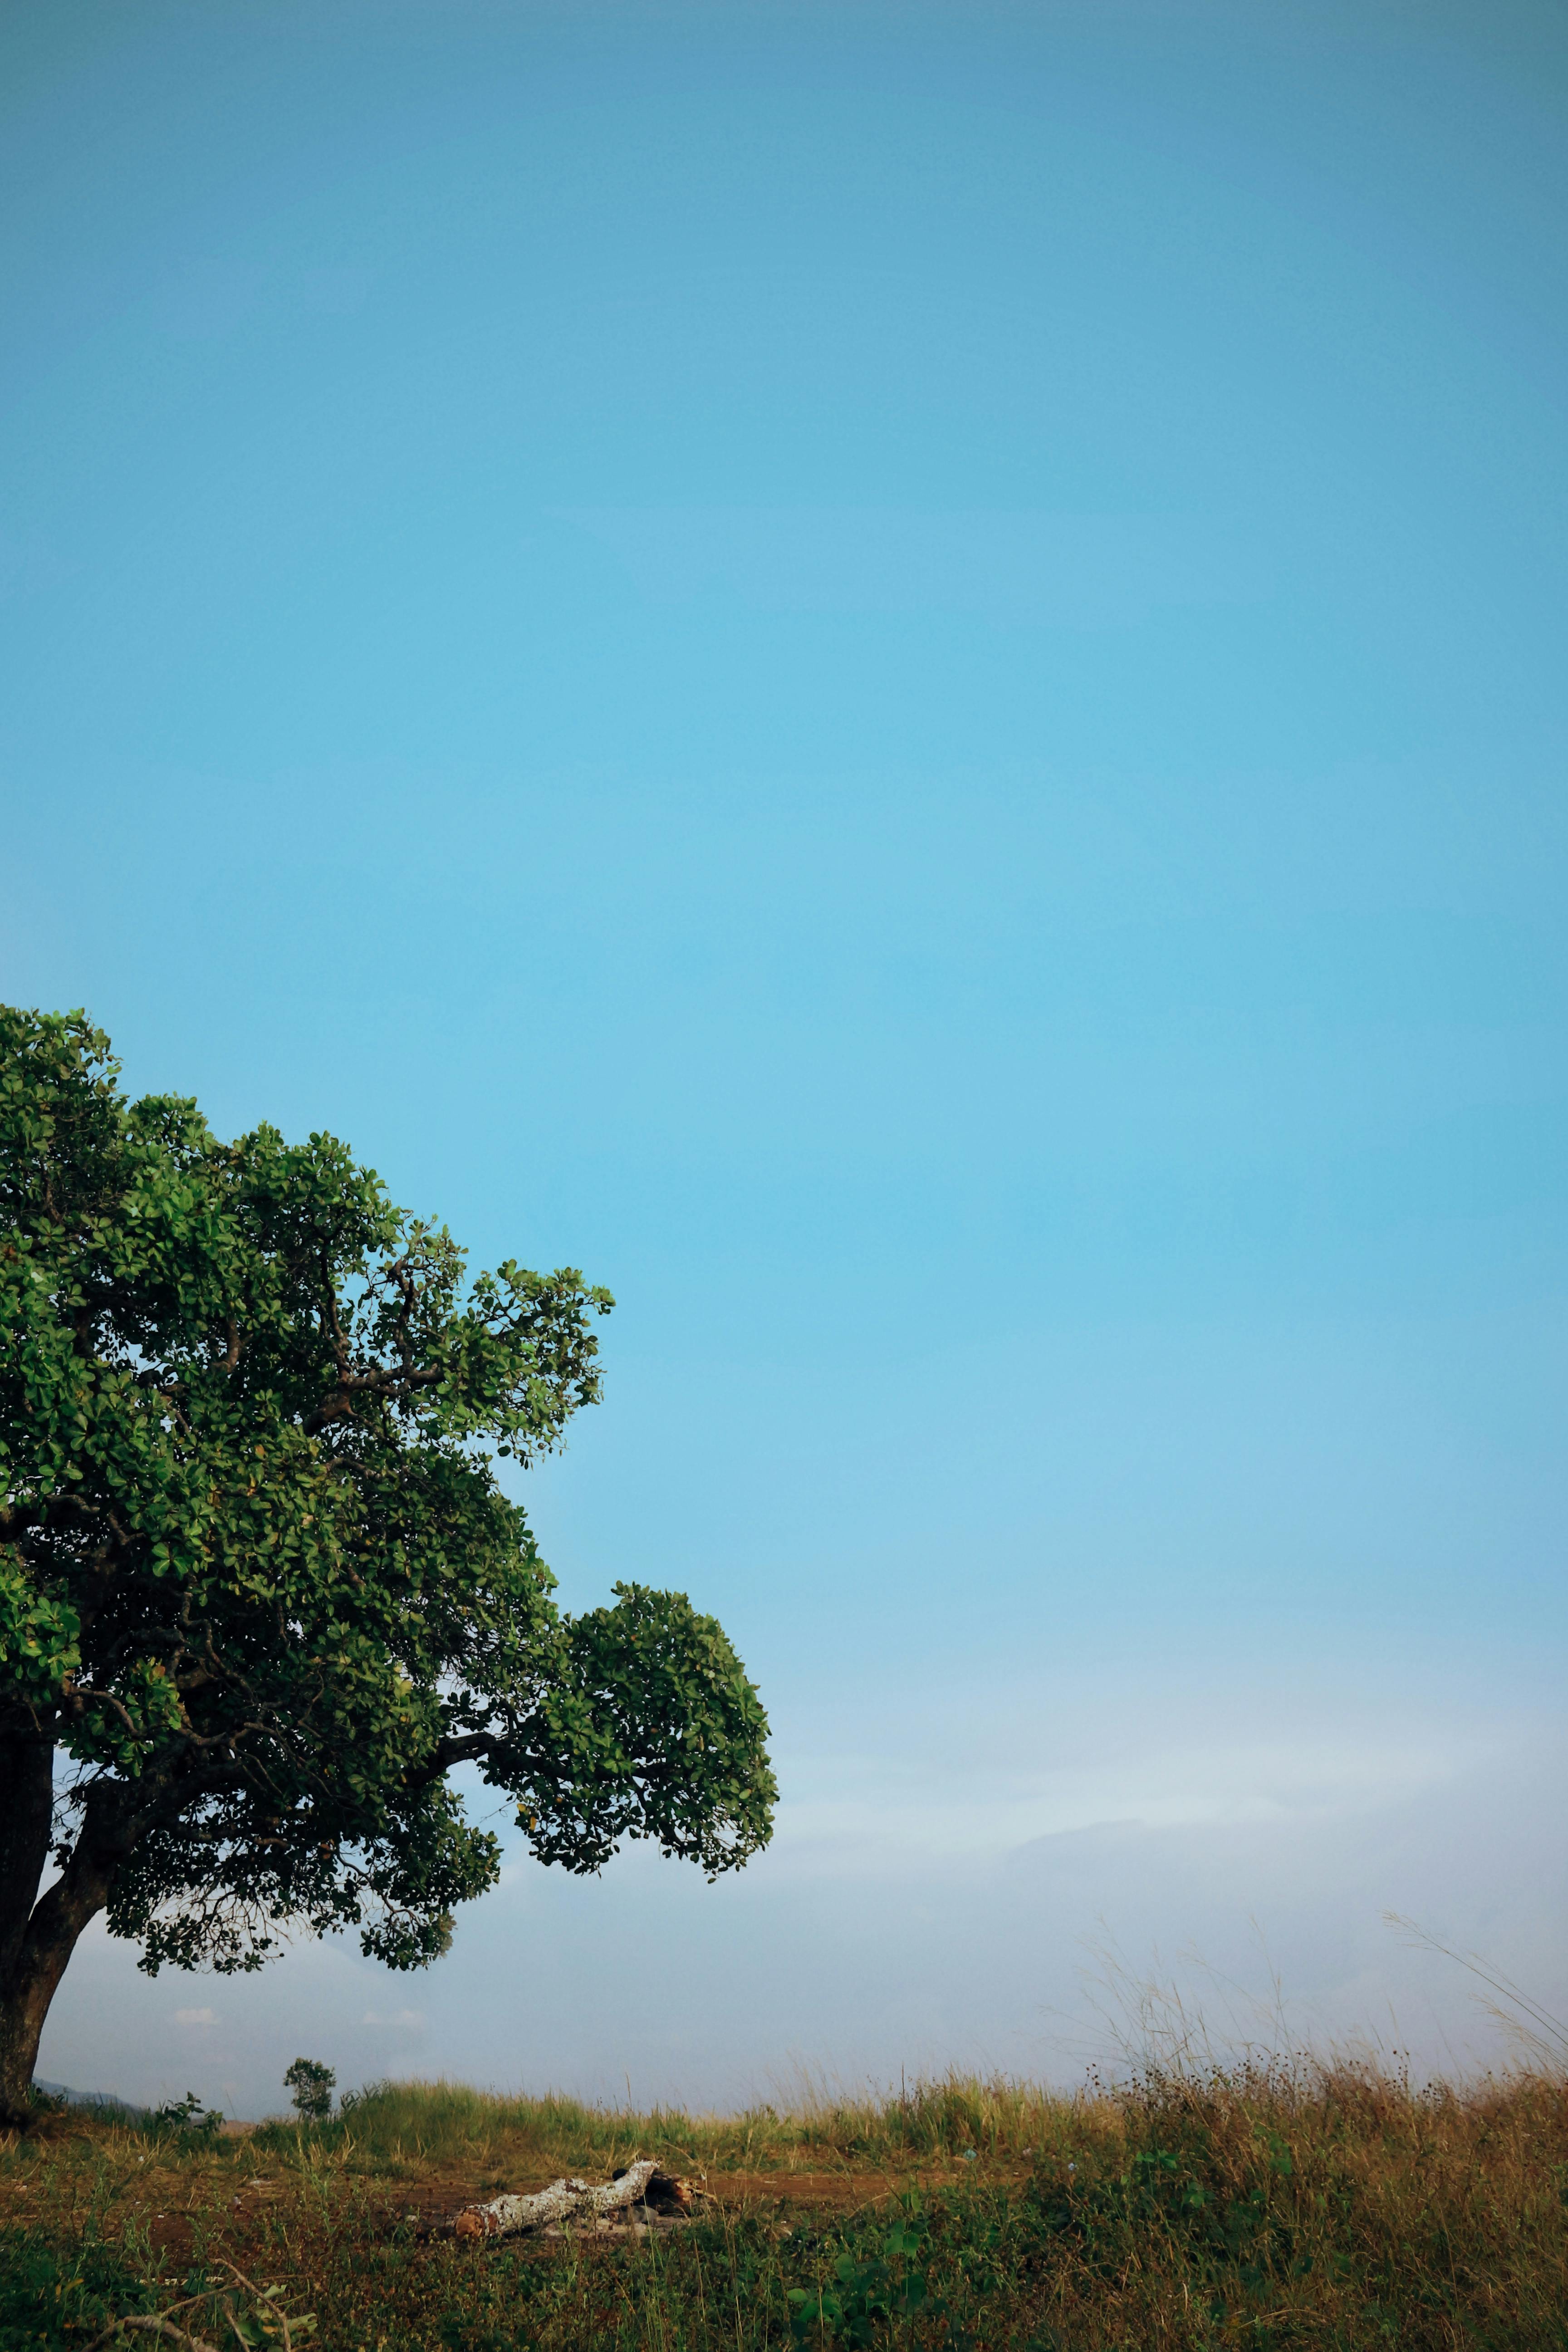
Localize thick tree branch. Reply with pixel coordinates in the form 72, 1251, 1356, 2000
303, 1360, 443, 1434
426, 1732, 500, 1775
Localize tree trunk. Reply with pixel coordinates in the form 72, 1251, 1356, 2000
0, 1729, 56, 1983
0, 1729, 114, 2128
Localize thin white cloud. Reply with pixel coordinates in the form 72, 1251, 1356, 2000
769, 1710, 1508, 1871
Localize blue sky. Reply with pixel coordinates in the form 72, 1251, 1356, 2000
4, 0, 1567, 2114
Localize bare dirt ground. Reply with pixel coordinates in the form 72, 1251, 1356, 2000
0, 2122, 1026, 2270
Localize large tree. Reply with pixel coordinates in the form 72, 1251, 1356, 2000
0, 1009, 774, 2126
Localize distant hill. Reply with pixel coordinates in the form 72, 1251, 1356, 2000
34, 2079, 147, 2122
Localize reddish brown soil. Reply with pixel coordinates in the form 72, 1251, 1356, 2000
0, 2133, 1027, 2270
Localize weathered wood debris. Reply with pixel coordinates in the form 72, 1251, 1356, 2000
448, 2158, 699, 2242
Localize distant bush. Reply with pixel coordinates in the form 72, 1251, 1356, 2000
284, 2058, 336, 2122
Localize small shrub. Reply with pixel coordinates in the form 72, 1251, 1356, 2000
787, 2215, 947, 2347
150, 2090, 224, 2139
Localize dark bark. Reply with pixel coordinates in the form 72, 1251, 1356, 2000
0, 1728, 55, 1985
0, 1737, 116, 2128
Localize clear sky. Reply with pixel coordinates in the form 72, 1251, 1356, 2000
4, 0, 1567, 2116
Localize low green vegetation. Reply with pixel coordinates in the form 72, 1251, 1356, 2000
1, 2065, 1564, 2348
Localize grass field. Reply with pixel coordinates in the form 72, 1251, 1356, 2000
1, 2063, 1565, 2349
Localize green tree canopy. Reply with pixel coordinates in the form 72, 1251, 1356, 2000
0, 1008, 774, 2123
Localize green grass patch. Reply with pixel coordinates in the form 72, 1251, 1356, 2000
0, 2230, 153, 2352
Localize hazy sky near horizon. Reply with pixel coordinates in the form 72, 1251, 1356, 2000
4, 0, 1567, 2115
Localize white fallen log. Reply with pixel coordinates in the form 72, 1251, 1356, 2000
451, 2158, 661, 2241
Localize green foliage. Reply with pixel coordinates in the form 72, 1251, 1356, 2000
149, 2090, 225, 2140
284, 2059, 336, 2122
0, 2229, 153, 2351
212, 2266, 318, 2349
1026, 2129, 1312, 2329
0, 2231, 315, 2352
0, 1005, 774, 1993
786, 2213, 964, 2347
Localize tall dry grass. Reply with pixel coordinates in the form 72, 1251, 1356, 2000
3, 2053, 1565, 2345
